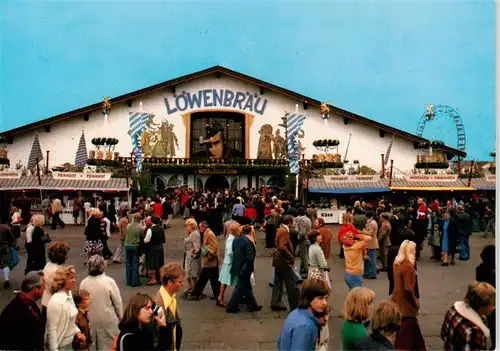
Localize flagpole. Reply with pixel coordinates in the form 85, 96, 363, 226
295, 104, 299, 200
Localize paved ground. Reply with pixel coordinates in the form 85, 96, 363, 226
0, 219, 494, 350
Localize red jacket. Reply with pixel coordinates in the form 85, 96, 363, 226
245, 207, 257, 219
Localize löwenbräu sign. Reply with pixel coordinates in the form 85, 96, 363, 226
164, 89, 269, 115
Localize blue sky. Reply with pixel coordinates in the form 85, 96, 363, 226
0, 1, 495, 159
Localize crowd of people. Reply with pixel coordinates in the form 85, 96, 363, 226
0, 186, 496, 350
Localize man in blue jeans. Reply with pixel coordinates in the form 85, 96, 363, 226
124, 212, 143, 287
362, 210, 378, 279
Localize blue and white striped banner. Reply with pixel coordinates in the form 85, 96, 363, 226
286, 113, 306, 174
128, 112, 150, 172
75, 131, 88, 167
384, 134, 395, 166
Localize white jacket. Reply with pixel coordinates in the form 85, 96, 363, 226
46, 290, 80, 351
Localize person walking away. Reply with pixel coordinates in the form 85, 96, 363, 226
226, 223, 261, 314
51, 198, 65, 230
392, 240, 426, 350
0, 223, 15, 289
265, 206, 281, 248
378, 214, 392, 272
278, 278, 329, 351
124, 213, 143, 287
476, 245, 496, 349
441, 281, 495, 351
101, 211, 113, 259
80, 255, 123, 350
112, 209, 128, 264
144, 216, 166, 285
353, 300, 402, 350
296, 207, 312, 278
445, 207, 460, 266
314, 217, 332, 260
457, 205, 472, 261
271, 215, 300, 312
186, 221, 222, 304
25, 214, 48, 275
218, 223, 240, 306
361, 211, 378, 280
483, 205, 495, 238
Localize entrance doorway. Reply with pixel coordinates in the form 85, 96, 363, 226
205, 174, 229, 191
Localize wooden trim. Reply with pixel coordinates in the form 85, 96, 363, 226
245, 113, 254, 159
182, 113, 191, 158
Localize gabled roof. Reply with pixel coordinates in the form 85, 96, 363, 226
0, 65, 466, 157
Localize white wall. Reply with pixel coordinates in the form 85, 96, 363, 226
4, 74, 420, 172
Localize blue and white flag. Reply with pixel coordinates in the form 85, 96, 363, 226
286, 113, 306, 174
384, 134, 395, 166
128, 112, 150, 172
75, 131, 88, 167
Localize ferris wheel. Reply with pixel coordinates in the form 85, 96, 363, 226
416, 104, 466, 158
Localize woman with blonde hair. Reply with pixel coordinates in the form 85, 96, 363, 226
341, 287, 376, 350
46, 265, 86, 350
354, 300, 402, 350
218, 222, 241, 305
441, 281, 495, 351
183, 218, 201, 292
392, 240, 426, 350
25, 214, 49, 274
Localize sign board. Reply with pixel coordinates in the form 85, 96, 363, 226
323, 175, 380, 182
486, 174, 496, 182
198, 169, 237, 175
404, 175, 458, 182
0, 170, 22, 179
52, 172, 112, 181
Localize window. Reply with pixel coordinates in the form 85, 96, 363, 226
190, 111, 245, 159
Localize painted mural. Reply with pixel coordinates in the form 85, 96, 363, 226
141, 117, 179, 158
256, 123, 289, 160
200, 120, 225, 159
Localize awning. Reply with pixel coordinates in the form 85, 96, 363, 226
389, 177, 474, 191
0, 175, 129, 192
307, 178, 390, 194
309, 187, 391, 194
469, 178, 496, 191
389, 186, 476, 191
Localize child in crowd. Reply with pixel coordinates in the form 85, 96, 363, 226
73, 289, 92, 351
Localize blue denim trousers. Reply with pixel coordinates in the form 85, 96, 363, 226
344, 272, 363, 290
363, 249, 377, 279
125, 246, 140, 287
459, 235, 470, 260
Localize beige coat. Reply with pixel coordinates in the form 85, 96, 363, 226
362, 218, 379, 249
79, 273, 123, 351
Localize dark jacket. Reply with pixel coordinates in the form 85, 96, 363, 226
353, 331, 395, 351
25, 226, 47, 273
447, 216, 461, 255
0, 292, 46, 350
0, 224, 14, 268
230, 236, 255, 278
85, 216, 104, 241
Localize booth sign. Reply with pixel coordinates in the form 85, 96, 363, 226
52, 172, 112, 181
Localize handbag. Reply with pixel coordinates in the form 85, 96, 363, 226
41, 232, 52, 244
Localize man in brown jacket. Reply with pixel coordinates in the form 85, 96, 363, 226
270, 215, 299, 312
378, 213, 392, 272
186, 221, 221, 303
